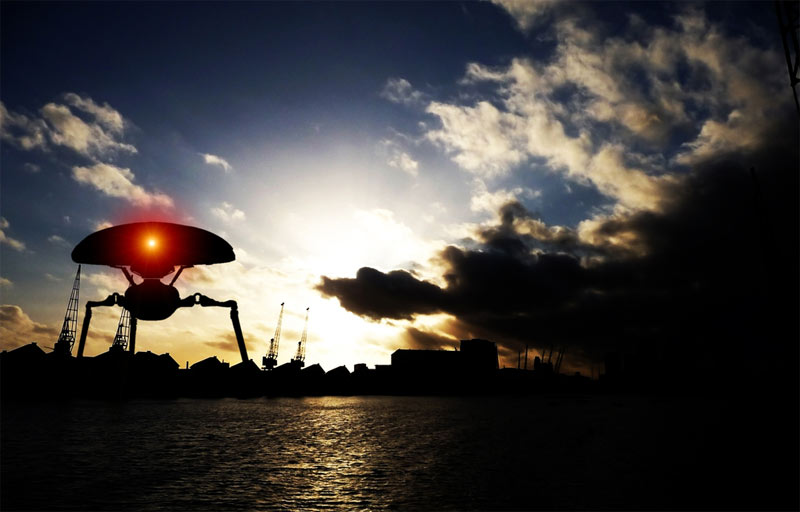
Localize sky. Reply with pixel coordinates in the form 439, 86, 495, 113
1, 1, 797, 375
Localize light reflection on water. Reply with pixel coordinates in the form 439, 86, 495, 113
0, 395, 745, 510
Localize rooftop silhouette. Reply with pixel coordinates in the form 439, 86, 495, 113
0, 334, 754, 401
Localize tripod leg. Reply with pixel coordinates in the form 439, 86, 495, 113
77, 307, 93, 358
178, 294, 250, 364
76, 294, 121, 358
230, 307, 248, 364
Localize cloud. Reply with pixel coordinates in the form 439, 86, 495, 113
486, 202, 579, 250
470, 179, 540, 215
318, 135, 799, 375
44, 273, 62, 282
420, 8, 787, 212
0, 217, 26, 251
94, 220, 114, 231
1, 95, 164, 211
318, 267, 446, 321
0, 305, 59, 351
85, 269, 129, 297
426, 100, 528, 178
40, 101, 136, 157
380, 78, 425, 106
200, 153, 233, 173
72, 163, 173, 208
47, 235, 71, 248
427, 64, 679, 210
280, 207, 446, 281
400, 326, 459, 350
491, 0, 557, 31
63, 92, 125, 133
381, 139, 419, 177
388, 151, 419, 176
0, 102, 48, 150
0, 276, 12, 288
24, 163, 41, 173
676, 110, 766, 165
1, 94, 136, 158
211, 202, 246, 222
203, 331, 258, 354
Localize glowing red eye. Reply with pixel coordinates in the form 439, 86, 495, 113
147, 238, 157, 248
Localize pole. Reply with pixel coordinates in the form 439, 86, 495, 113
128, 317, 138, 354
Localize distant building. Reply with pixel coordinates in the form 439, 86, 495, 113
2, 343, 46, 365
391, 348, 460, 372
135, 350, 180, 372
391, 338, 498, 375
326, 365, 350, 378
302, 363, 325, 378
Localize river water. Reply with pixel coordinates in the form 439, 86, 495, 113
1, 395, 795, 510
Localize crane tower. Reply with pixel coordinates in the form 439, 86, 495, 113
291, 307, 309, 368
111, 308, 134, 352
262, 302, 284, 370
53, 265, 81, 356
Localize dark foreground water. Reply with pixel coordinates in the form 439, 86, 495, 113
2, 395, 797, 510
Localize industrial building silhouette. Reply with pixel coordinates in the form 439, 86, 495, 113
0, 338, 599, 400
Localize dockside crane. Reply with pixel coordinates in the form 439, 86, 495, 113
110, 307, 136, 352
291, 307, 309, 368
53, 265, 81, 356
262, 302, 284, 370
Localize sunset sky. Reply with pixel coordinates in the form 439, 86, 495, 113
1, 1, 796, 373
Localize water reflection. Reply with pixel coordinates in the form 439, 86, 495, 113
2, 395, 786, 510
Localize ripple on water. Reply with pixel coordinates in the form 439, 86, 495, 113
1, 395, 764, 510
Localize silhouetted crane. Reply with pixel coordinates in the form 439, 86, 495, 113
53, 265, 81, 356
111, 308, 133, 352
291, 307, 309, 368
262, 302, 284, 370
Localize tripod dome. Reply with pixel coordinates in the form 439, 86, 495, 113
72, 222, 234, 278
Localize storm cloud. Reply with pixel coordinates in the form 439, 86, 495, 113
318, 267, 446, 321
318, 125, 798, 373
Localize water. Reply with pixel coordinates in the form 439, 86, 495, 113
1, 395, 796, 510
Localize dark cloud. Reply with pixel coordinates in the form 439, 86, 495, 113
481, 201, 581, 253
318, 267, 445, 320
318, 118, 798, 375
